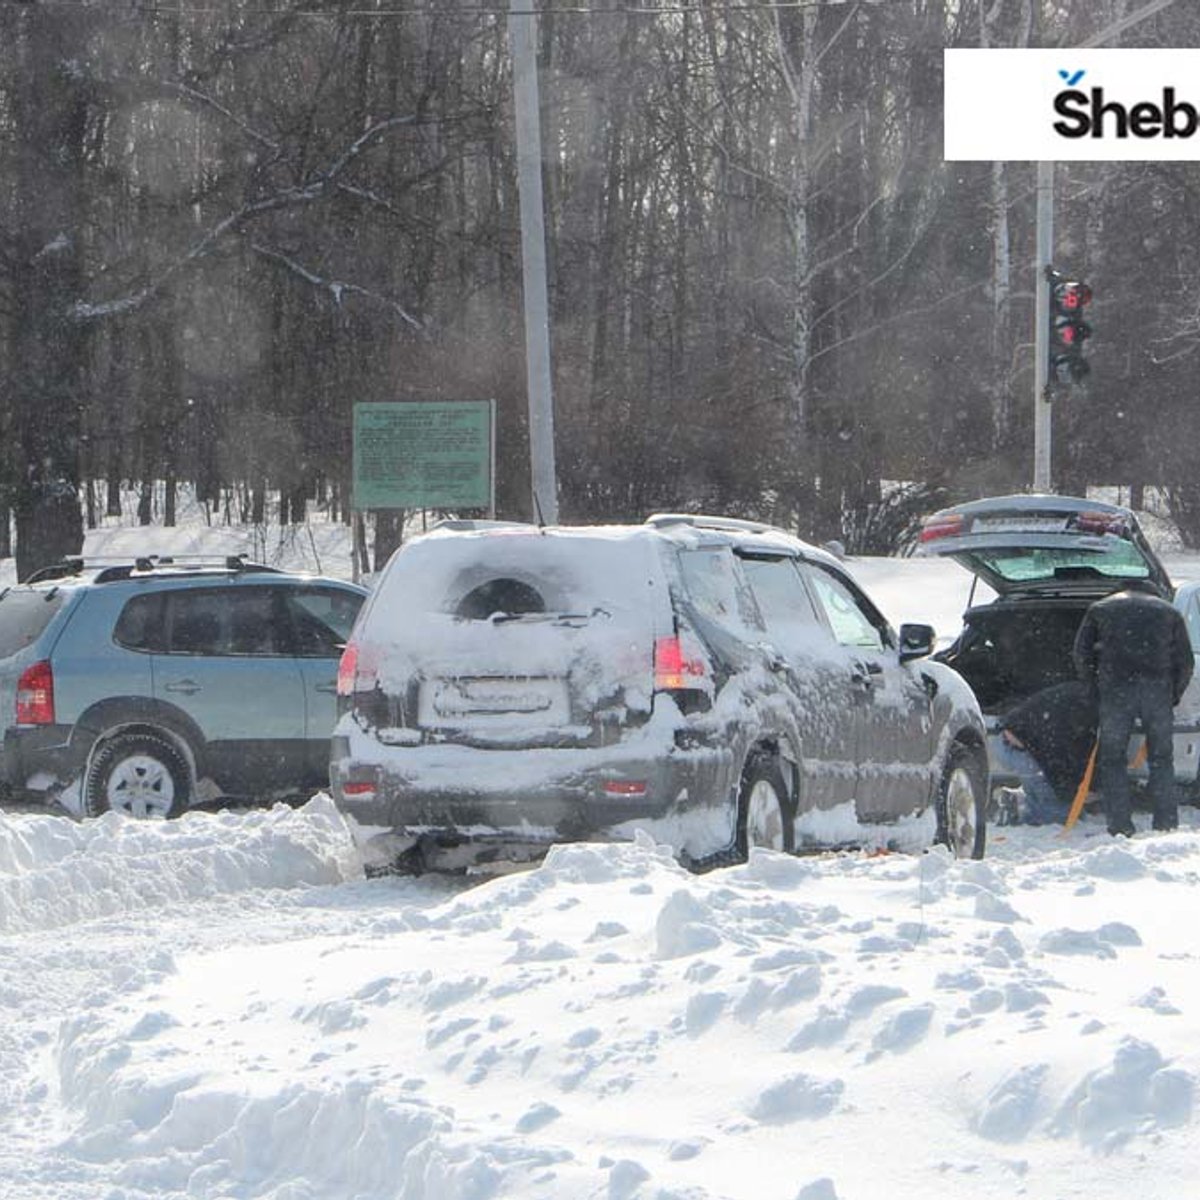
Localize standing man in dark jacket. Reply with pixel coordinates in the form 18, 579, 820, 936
1073, 580, 1194, 836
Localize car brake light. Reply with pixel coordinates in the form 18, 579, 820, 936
341, 780, 377, 796
654, 636, 706, 690
1069, 512, 1128, 536
602, 779, 648, 797
336, 643, 358, 697
918, 513, 965, 543
16, 659, 55, 725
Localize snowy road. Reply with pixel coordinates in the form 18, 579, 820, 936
3, 796, 1200, 1200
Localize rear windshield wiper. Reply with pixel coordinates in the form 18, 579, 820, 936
490, 606, 611, 626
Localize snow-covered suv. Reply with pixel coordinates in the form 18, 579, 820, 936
0, 556, 367, 818
329, 515, 988, 871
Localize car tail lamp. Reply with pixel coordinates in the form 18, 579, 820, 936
16, 659, 55, 725
654, 635, 706, 691
602, 779, 648, 797
1069, 512, 1128, 537
336, 642, 378, 698
336, 643, 359, 697
918, 513, 965, 543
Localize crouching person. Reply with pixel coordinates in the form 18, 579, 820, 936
994, 680, 1098, 825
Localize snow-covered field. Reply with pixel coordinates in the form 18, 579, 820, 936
2, 510, 1200, 1199
3, 798, 1199, 1200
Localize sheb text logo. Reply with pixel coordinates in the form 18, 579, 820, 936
1054, 70, 1200, 139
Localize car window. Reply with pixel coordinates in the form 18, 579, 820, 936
740, 557, 820, 645
0, 589, 66, 658
1185, 593, 1200, 653
286, 587, 365, 656
802, 564, 886, 651
164, 587, 281, 656
114, 593, 167, 652
678, 548, 763, 633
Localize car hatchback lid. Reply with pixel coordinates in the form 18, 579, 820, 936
359, 526, 675, 741
916, 493, 1173, 597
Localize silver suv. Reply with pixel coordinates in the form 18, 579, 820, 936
0, 556, 367, 818
329, 515, 988, 871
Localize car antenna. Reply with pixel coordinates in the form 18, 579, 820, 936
533, 491, 547, 532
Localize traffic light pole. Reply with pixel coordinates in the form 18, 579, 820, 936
1033, 160, 1054, 492
1029, 0, 1180, 494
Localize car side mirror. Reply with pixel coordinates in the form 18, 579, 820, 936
898, 623, 936, 663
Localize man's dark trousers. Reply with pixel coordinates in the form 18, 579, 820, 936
1097, 677, 1176, 834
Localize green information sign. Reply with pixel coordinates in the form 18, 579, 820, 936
353, 400, 494, 510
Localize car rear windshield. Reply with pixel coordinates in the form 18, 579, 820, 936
0, 589, 66, 659
380, 530, 664, 621
970, 544, 1152, 585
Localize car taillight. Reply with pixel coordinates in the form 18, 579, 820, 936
654, 636, 706, 691
918, 513, 965, 543
16, 659, 55, 725
1069, 512, 1128, 537
336, 643, 359, 697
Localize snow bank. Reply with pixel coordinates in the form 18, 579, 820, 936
0, 795, 362, 934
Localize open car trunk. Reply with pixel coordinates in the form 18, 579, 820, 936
935, 598, 1097, 715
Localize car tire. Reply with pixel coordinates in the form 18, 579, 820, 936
736, 753, 795, 859
84, 731, 190, 820
935, 742, 987, 860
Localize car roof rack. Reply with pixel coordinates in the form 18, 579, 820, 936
644, 513, 787, 537
432, 519, 535, 532
24, 554, 281, 585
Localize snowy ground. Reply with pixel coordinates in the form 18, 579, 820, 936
3, 505, 1200, 1198
3, 798, 1199, 1200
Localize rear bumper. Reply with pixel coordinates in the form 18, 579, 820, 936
328, 726, 737, 859
1, 724, 80, 799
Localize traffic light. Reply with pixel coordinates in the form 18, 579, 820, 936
1047, 268, 1093, 388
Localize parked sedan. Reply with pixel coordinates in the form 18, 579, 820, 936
917, 493, 1200, 797
329, 514, 989, 872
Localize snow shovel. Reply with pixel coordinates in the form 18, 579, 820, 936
1062, 741, 1098, 834
1061, 739, 1149, 834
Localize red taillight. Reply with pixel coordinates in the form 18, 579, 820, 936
918, 513, 965, 543
1070, 512, 1127, 537
16, 659, 55, 725
336, 642, 359, 697
654, 636, 706, 691
341, 780, 377, 796
602, 779, 648, 797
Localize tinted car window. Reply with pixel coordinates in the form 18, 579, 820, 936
804, 564, 885, 650
167, 590, 227, 655
0, 590, 65, 658
113, 593, 167, 651
286, 587, 364, 656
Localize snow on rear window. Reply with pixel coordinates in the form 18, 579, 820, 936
361, 529, 670, 705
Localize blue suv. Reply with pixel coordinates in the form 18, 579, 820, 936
0, 556, 366, 818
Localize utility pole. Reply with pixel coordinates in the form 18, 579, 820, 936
1031, 0, 1180, 492
508, 0, 559, 525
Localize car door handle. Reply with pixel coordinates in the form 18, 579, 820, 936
164, 679, 201, 695
851, 662, 882, 688
315, 681, 338, 694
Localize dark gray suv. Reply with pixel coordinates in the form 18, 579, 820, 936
0, 557, 367, 818
329, 515, 988, 871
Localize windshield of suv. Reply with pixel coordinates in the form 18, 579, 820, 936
0, 589, 66, 658
969, 544, 1151, 585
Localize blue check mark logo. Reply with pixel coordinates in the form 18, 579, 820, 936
1059, 69, 1086, 86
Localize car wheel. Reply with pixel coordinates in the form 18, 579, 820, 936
936, 742, 987, 860
736, 753, 794, 859
84, 731, 190, 819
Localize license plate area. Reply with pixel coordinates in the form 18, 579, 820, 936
417, 675, 570, 727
